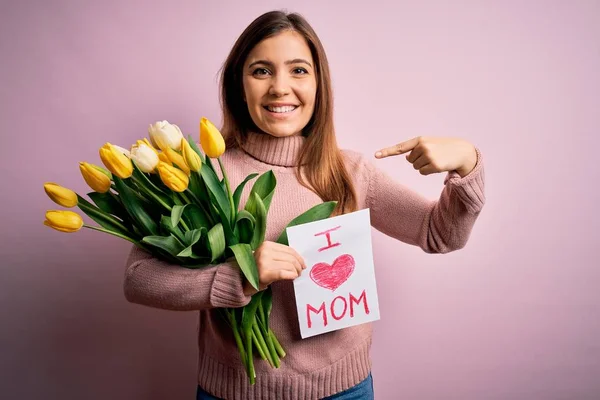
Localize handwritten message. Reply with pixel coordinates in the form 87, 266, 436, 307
286, 208, 380, 338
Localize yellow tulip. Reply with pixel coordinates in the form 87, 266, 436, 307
99, 143, 133, 179
79, 162, 111, 193
43, 182, 78, 208
181, 138, 202, 172
164, 147, 190, 175
44, 210, 84, 233
200, 117, 225, 158
157, 161, 189, 192
157, 151, 172, 165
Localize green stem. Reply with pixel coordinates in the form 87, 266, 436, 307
245, 328, 255, 384
180, 219, 191, 232
83, 225, 138, 245
270, 329, 286, 358
264, 328, 280, 368
252, 320, 271, 364
251, 327, 267, 361
179, 190, 192, 204
228, 310, 247, 367
256, 299, 280, 366
218, 158, 236, 223
132, 176, 172, 211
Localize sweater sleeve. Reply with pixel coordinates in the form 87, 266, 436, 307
123, 245, 252, 311
365, 147, 485, 253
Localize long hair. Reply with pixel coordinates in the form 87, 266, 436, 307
219, 11, 357, 215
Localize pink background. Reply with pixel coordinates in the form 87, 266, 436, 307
2, 0, 599, 399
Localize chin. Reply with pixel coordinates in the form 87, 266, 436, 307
260, 124, 304, 138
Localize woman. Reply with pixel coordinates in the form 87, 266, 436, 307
124, 10, 485, 400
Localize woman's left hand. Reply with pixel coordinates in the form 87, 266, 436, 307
375, 137, 478, 177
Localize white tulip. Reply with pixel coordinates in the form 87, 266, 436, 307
130, 142, 159, 173
148, 120, 184, 151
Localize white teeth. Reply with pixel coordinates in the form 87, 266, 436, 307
266, 105, 297, 113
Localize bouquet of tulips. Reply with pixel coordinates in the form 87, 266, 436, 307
42, 117, 336, 384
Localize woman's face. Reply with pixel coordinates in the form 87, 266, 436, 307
242, 30, 317, 138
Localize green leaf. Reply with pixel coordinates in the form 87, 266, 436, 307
204, 152, 216, 173
276, 201, 337, 245
131, 160, 173, 209
233, 173, 258, 211
160, 215, 186, 243
184, 229, 204, 247
200, 165, 231, 224
247, 171, 276, 212
171, 205, 185, 227
184, 203, 211, 230
206, 223, 225, 262
113, 176, 159, 236
188, 171, 208, 205
244, 171, 276, 221
193, 173, 220, 223
76, 195, 132, 238
263, 286, 273, 317
234, 210, 255, 244
142, 234, 185, 256
87, 192, 126, 219
178, 228, 206, 257
171, 203, 211, 231
229, 243, 259, 291
214, 202, 238, 246
249, 193, 266, 250
242, 292, 262, 330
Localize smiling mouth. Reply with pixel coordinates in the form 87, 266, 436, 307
263, 105, 298, 113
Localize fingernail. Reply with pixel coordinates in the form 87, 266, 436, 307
375, 151, 382, 158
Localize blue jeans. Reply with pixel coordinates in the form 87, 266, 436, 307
196, 373, 374, 399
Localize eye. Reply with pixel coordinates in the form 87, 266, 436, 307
292, 67, 308, 74
252, 68, 271, 76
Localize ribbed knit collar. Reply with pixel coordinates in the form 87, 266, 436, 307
241, 132, 305, 167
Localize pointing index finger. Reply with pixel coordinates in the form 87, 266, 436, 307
375, 137, 420, 158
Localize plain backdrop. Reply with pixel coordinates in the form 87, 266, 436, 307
1, 0, 599, 399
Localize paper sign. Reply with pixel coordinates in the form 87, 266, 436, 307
286, 208, 380, 338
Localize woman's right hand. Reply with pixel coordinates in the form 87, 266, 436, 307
243, 241, 306, 296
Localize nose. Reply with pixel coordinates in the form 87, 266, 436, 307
268, 74, 290, 97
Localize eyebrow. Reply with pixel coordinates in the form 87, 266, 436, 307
247, 59, 313, 69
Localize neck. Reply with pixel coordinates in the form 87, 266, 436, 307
240, 132, 306, 167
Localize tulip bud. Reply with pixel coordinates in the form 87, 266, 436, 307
181, 138, 202, 172
200, 117, 225, 158
99, 143, 133, 179
163, 147, 191, 175
113, 145, 131, 158
130, 141, 159, 173
135, 138, 158, 154
157, 161, 189, 192
44, 210, 84, 233
157, 152, 172, 165
43, 182, 78, 208
79, 162, 111, 193
148, 120, 184, 151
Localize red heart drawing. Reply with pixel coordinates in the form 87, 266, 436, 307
310, 254, 355, 291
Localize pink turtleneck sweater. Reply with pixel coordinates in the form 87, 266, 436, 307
123, 132, 486, 400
